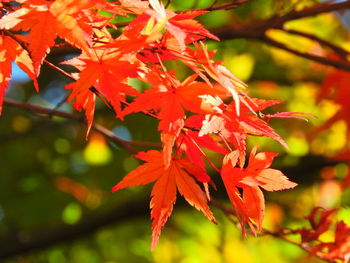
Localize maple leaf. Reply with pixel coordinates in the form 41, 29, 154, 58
298, 207, 336, 243
0, 34, 37, 113
123, 70, 221, 167
244, 98, 315, 122
177, 129, 227, 174
0, 0, 98, 75
141, 0, 218, 50
173, 116, 228, 177
64, 49, 140, 135
135, 40, 179, 64
118, 0, 150, 14
187, 43, 249, 114
118, 0, 218, 53
221, 147, 297, 234
314, 69, 350, 140
112, 150, 216, 249
198, 98, 292, 166
325, 221, 350, 262
300, 208, 350, 262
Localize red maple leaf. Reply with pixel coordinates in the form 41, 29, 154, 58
126, 0, 218, 51
0, 0, 99, 74
325, 221, 350, 261
301, 208, 350, 262
0, 34, 37, 113
221, 147, 297, 234
177, 128, 227, 177
298, 207, 336, 243
123, 70, 221, 167
64, 48, 140, 135
112, 150, 216, 249
315, 70, 350, 140
199, 98, 291, 166
172, 116, 228, 179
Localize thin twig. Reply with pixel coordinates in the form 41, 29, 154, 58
203, 0, 251, 11
208, 0, 219, 8
44, 60, 76, 80
165, 0, 171, 8
208, 0, 220, 10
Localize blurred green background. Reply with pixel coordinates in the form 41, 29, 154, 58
1, 0, 350, 262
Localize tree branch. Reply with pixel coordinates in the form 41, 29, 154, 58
283, 29, 350, 60
262, 35, 350, 71
213, 1, 350, 71
270, 0, 350, 27
3, 99, 161, 152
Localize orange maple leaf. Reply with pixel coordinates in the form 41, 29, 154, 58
221, 147, 297, 234
123, 70, 220, 167
112, 150, 216, 249
0, 34, 37, 113
135, 0, 218, 50
198, 98, 291, 166
64, 49, 140, 136
300, 208, 350, 262
0, 0, 95, 75
314, 70, 350, 140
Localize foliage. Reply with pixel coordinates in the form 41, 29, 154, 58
0, 0, 350, 262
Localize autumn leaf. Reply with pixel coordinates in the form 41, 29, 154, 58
0, 0, 97, 74
112, 150, 216, 249
315, 70, 350, 139
0, 34, 37, 113
141, 0, 218, 50
64, 49, 140, 135
299, 208, 350, 262
174, 116, 228, 176
187, 43, 249, 113
198, 97, 303, 165
221, 147, 297, 233
298, 207, 336, 243
0, 0, 323, 256
123, 70, 221, 167
326, 221, 350, 261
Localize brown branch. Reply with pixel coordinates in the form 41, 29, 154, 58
215, 28, 350, 70
165, 0, 171, 8
270, 0, 350, 27
3, 98, 161, 153
44, 59, 76, 80
262, 35, 350, 71
213, 1, 350, 72
208, 0, 220, 10
214, 0, 350, 36
283, 29, 350, 59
